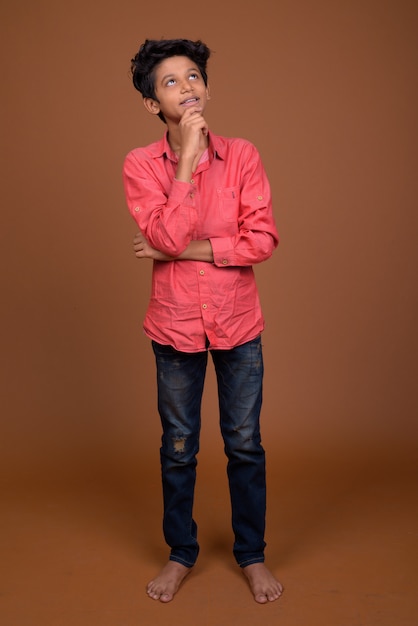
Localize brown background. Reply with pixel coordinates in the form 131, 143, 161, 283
1, 0, 417, 478
1, 2, 418, 624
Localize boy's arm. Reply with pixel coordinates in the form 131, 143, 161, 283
133, 231, 214, 262
210, 142, 279, 268
123, 108, 209, 258
123, 152, 199, 258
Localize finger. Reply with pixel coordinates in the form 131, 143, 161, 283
180, 107, 204, 123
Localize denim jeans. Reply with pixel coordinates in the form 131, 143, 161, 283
152, 335, 266, 568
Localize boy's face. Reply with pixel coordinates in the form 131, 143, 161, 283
144, 55, 209, 123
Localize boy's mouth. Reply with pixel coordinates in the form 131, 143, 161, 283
180, 97, 200, 106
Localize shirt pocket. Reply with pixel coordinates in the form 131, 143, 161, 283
217, 186, 240, 222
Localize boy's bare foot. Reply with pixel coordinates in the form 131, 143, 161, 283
146, 561, 192, 602
242, 563, 283, 603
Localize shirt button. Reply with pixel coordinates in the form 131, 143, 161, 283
199, 269, 205, 275
202, 303, 208, 309
257, 195, 263, 201
190, 178, 195, 184
222, 259, 228, 265
134, 206, 140, 212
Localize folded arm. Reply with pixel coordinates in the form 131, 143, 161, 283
124, 139, 278, 267
133, 230, 214, 262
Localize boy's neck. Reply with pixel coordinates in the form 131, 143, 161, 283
167, 125, 209, 156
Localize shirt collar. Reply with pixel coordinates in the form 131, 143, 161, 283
151, 131, 225, 161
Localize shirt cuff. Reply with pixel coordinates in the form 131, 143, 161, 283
210, 237, 234, 267
169, 178, 195, 205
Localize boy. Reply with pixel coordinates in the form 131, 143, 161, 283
123, 38, 282, 604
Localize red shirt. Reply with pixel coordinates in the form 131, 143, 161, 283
123, 131, 279, 352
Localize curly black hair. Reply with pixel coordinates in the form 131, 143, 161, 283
130, 38, 211, 122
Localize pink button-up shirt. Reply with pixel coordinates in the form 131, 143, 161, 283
123, 132, 279, 352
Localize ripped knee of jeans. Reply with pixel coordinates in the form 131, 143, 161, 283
172, 436, 187, 454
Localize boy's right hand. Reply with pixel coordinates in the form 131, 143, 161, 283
175, 106, 209, 183
178, 106, 208, 160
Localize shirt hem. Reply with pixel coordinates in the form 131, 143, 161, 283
143, 327, 263, 353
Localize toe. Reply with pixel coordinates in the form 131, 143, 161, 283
255, 593, 268, 604
160, 592, 173, 603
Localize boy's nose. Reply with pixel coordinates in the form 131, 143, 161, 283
180, 81, 193, 92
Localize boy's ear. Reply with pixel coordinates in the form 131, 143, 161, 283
143, 97, 160, 115
206, 84, 211, 100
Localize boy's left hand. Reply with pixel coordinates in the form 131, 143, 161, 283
133, 230, 172, 261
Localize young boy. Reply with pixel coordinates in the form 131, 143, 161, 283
123, 38, 282, 604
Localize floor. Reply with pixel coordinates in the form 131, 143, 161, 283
1, 442, 417, 626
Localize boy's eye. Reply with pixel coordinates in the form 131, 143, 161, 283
165, 72, 199, 87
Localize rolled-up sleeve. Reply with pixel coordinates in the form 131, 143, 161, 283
123, 151, 198, 257
210, 143, 279, 267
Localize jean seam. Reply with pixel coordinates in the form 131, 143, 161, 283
169, 555, 196, 568
238, 556, 265, 568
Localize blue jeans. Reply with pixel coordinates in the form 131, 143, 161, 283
152, 335, 266, 568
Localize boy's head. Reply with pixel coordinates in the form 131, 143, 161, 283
131, 39, 211, 122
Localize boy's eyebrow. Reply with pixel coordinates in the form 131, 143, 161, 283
160, 73, 175, 83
